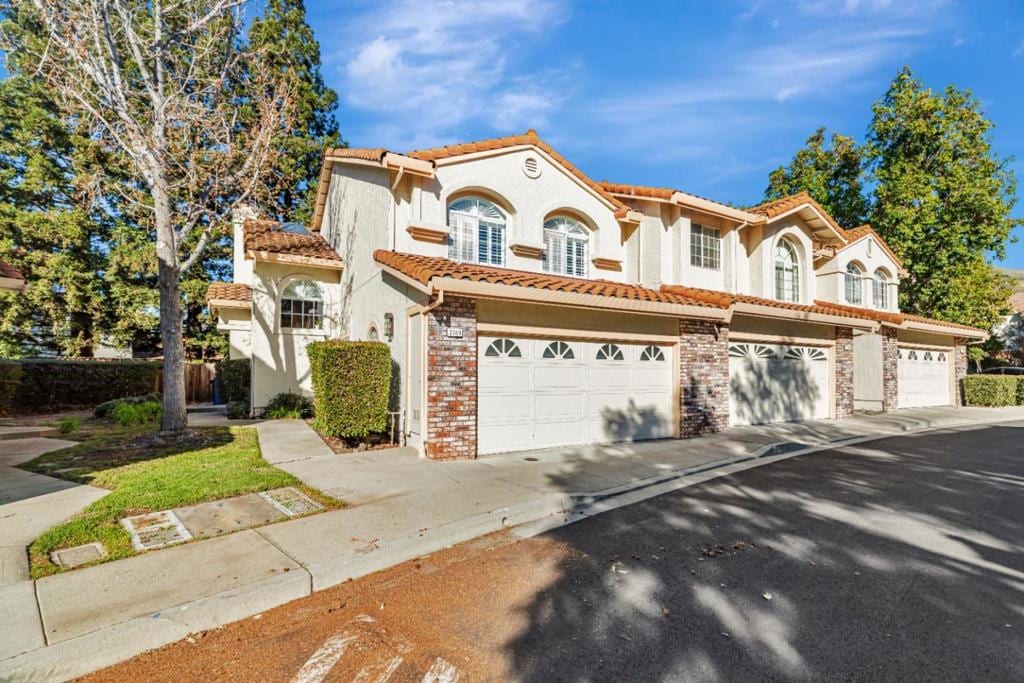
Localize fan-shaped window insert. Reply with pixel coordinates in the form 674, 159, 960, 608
729, 344, 775, 359
280, 280, 323, 330
908, 350, 919, 360
783, 347, 828, 361
640, 345, 666, 361
542, 341, 574, 359
924, 351, 934, 361
937, 352, 946, 362
774, 240, 800, 302
448, 196, 506, 266
543, 216, 590, 277
484, 338, 522, 358
873, 270, 890, 309
845, 263, 863, 305
596, 343, 624, 360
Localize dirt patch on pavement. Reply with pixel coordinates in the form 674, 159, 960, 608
78, 532, 582, 682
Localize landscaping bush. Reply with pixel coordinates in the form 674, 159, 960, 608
0, 360, 23, 415
1016, 378, 1024, 407
962, 375, 1017, 407
94, 393, 161, 418
226, 400, 250, 420
110, 400, 162, 426
308, 341, 392, 439
217, 359, 250, 403
263, 391, 313, 419
57, 417, 80, 434
12, 359, 160, 412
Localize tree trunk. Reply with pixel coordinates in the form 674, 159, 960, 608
154, 183, 188, 433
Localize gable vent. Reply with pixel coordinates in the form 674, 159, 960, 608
522, 155, 541, 179
867, 238, 874, 256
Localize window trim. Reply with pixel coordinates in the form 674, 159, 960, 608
774, 239, 801, 303
447, 196, 507, 267
543, 216, 590, 278
873, 269, 890, 310
279, 278, 326, 334
844, 263, 863, 305
690, 224, 722, 271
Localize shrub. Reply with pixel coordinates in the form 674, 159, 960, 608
12, 359, 160, 412
111, 400, 162, 426
94, 393, 161, 418
962, 375, 1017, 407
0, 360, 23, 415
308, 341, 392, 439
217, 359, 250, 403
263, 391, 313, 419
57, 417, 80, 434
226, 400, 250, 420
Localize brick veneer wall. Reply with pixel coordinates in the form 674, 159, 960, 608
954, 338, 968, 406
425, 295, 477, 459
834, 326, 855, 419
881, 326, 899, 412
679, 319, 730, 437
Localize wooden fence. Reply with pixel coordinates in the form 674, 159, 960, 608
157, 363, 215, 403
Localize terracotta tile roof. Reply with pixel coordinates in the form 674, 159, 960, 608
901, 312, 987, 334
749, 192, 846, 240
244, 218, 342, 262
325, 147, 388, 161
1010, 292, 1024, 314
374, 250, 725, 309
0, 259, 24, 281
407, 131, 634, 220
660, 284, 874, 321
812, 300, 905, 325
598, 182, 677, 201
842, 224, 903, 266
206, 281, 252, 304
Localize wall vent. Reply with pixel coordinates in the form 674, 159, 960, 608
522, 156, 541, 178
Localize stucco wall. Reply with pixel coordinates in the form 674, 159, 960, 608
816, 235, 899, 309
853, 329, 883, 411
729, 314, 836, 341
750, 217, 818, 303
477, 300, 678, 338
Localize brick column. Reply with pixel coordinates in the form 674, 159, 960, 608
881, 326, 899, 412
425, 295, 477, 459
954, 338, 968, 406
679, 319, 730, 437
834, 326, 854, 419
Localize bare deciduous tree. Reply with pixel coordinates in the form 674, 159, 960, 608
2, 0, 295, 432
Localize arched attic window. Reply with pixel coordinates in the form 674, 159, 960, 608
873, 269, 890, 309
281, 280, 324, 330
845, 263, 863, 305
774, 240, 800, 303
543, 216, 590, 277
447, 196, 506, 267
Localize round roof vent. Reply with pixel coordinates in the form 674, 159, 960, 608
522, 155, 541, 179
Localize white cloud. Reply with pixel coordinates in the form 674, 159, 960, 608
1013, 39, 1024, 58
334, 0, 568, 149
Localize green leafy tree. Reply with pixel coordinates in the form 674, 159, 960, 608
247, 0, 342, 223
764, 127, 870, 228
867, 67, 1020, 328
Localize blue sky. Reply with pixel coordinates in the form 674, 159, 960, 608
304, 0, 1024, 263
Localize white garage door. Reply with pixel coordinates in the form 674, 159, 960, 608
729, 342, 831, 426
897, 348, 951, 408
478, 337, 674, 455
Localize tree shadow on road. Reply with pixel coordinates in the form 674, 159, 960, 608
506, 424, 1024, 681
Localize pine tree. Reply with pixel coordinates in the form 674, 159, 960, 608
248, 0, 343, 223
867, 66, 1020, 328
763, 127, 869, 228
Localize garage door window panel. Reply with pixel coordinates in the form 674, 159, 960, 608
640, 345, 666, 362
484, 338, 522, 358
542, 341, 575, 359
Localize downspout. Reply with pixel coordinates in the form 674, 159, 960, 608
389, 166, 405, 252
732, 220, 749, 293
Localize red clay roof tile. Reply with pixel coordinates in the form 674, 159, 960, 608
206, 282, 252, 304
244, 219, 342, 262
0, 259, 24, 281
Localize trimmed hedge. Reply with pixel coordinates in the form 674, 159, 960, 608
962, 375, 1018, 407
217, 359, 250, 403
0, 360, 23, 415
308, 340, 392, 439
12, 359, 161, 412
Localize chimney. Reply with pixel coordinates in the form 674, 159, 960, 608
232, 204, 258, 286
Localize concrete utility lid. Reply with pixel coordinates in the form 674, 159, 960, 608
259, 487, 324, 517
50, 542, 106, 569
175, 492, 284, 539
121, 510, 193, 551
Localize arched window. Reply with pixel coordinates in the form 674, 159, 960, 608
774, 240, 800, 302
542, 341, 575, 359
845, 263, 863, 305
448, 196, 506, 266
873, 269, 890, 309
484, 338, 522, 358
640, 345, 666, 361
595, 343, 624, 360
543, 216, 589, 277
280, 280, 323, 330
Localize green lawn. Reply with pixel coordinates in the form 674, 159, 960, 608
22, 421, 338, 578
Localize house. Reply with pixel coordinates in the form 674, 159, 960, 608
207, 130, 986, 459
993, 291, 1024, 354
0, 259, 25, 291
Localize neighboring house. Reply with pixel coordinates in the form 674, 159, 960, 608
993, 292, 1024, 353
207, 130, 985, 459
0, 259, 25, 292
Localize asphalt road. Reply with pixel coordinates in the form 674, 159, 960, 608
86, 422, 1024, 682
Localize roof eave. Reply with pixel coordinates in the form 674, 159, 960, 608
731, 301, 878, 330
246, 250, 344, 271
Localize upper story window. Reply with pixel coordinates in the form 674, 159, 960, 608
280, 280, 323, 330
844, 263, 863, 305
873, 269, 890, 309
774, 240, 800, 302
448, 196, 505, 267
690, 224, 721, 270
543, 216, 589, 277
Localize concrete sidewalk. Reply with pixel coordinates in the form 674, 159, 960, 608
4, 406, 1024, 681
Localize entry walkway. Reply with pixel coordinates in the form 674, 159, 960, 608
4, 406, 1024, 681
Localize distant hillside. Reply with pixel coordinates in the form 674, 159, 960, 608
998, 267, 1024, 293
